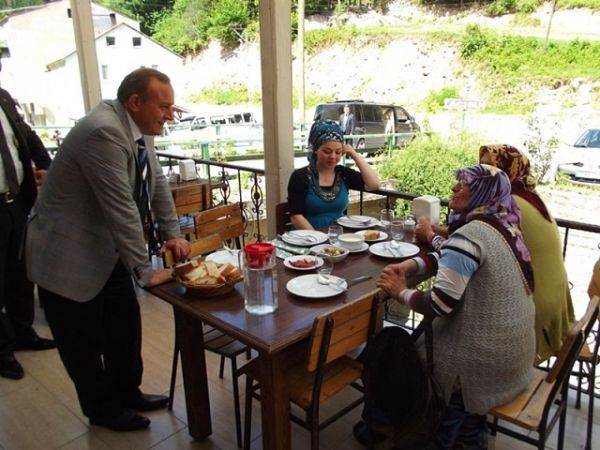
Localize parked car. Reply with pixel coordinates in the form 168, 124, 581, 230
556, 128, 600, 182
313, 100, 420, 150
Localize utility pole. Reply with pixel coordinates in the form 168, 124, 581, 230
298, 0, 305, 131
544, 0, 559, 49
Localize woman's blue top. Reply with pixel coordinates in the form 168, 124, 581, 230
287, 165, 366, 229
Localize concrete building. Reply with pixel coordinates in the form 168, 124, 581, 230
0, 0, 182, 124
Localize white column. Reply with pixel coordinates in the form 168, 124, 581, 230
70, 0, 101, 113
259, 0, 294, 239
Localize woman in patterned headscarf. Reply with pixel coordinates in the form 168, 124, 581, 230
376, 164, 535, 450
479, 144, 574, 364
287, 119, 380, 229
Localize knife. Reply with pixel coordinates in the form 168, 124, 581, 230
326, 275, 372, 291
346, 275, 373, 287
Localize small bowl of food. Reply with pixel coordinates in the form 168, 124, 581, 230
309, 244, 350, 263
337, 233, 365, 251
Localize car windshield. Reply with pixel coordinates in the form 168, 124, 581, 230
316, 106, 342, 121
574, 129, 600, 148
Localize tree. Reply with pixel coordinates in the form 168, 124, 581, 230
99, 0, 175, 34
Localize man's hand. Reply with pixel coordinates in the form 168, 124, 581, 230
162, 238, 191, 262
147, 268, 174, 287
377, 265, 408, 299
34, 169, 48, 187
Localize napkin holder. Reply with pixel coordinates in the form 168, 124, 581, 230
413, 195, 440, 225
178, 159, 197, 181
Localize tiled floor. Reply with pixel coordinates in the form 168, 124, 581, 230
0, 288, 598, 450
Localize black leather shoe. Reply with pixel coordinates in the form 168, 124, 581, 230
90, 410, 150, 431
126, 393, 169, 412
0, 355, 25, 380
15, 336, 56, 351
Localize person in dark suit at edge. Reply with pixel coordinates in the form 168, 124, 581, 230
25, 68, 191, 431
0, 56, 55, 381
339, 103, 355, 145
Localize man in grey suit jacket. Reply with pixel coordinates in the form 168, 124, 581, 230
25, 68, 190, 431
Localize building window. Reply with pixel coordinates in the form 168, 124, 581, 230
106, 36, 116, 46
132, 37, 142, 47
101, 65, 109, 80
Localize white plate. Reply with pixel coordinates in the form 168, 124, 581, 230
283, 255, 324, 271
206, 249, 241, 267
337, 215, 380, 229
286, 274, 348, 298
281, 230, 328, 246
369, 242, 420, 259
343, 242, 370, 253
355, 230, 388, 242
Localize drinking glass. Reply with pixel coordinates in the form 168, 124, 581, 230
380, 209, 395, 230
328, 225, 343, 245
390, 220, 405, 241
316, 255, 334, 277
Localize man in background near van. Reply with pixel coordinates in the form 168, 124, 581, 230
0, 55, 55, 381
339, 104, 355, 145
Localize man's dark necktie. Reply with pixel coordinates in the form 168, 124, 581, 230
136, 138, 160, 254
0, 121, 20, 197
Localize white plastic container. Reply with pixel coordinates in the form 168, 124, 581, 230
178, 159, 197, 181
413, 195, 440, 225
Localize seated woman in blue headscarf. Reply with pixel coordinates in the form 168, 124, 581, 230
287, 119, 380, 230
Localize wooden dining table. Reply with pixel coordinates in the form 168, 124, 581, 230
148, 234, 423, 449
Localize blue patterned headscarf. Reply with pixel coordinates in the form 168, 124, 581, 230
303, 120, 345, 202
307, 119, 344, 162
448, 164, 533, 290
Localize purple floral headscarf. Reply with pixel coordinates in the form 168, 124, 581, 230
449, 164, 533, 291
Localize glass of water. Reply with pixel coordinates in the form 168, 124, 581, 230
328, 225, 343, 245
380, 209, 395, 230
316, 254, 334, 277
390, 220, 405, 241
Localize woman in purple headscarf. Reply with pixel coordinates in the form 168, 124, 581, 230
287, 119, 380, 230
376, 164, 535, 449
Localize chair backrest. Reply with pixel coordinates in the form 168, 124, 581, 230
275, 202, 291, 235
194, 203, 245, 244
163, 233, 223, 267
306, 291, 380, 372
547, 295, 599, 384
171, 180, 211, 215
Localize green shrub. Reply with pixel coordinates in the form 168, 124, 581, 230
188, 84, 261, 104
486, 0, 518, 16
421, 86, 461, 112
377, 134, 479, 217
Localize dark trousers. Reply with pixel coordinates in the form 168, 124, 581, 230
40, 260, 143, 421
421, 391, 488, 450
0, 194, 36, 356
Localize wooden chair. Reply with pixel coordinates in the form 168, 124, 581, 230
194, 203, 245, 247
169, 179, 212, 238
275, 201, 291, 235
242, 291, 382, 450
163, 230, 249, 448
571, 295, 600, 450
488, 294, 600, 450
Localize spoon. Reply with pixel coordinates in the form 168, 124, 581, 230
317, 274, 345, 290
389, 240, 403, 257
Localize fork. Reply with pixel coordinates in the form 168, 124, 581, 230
345, 216, 372, 225
287, 231, 318, 243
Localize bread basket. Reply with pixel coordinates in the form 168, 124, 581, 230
173, 259, 243, 297
175, 274, 242, 297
